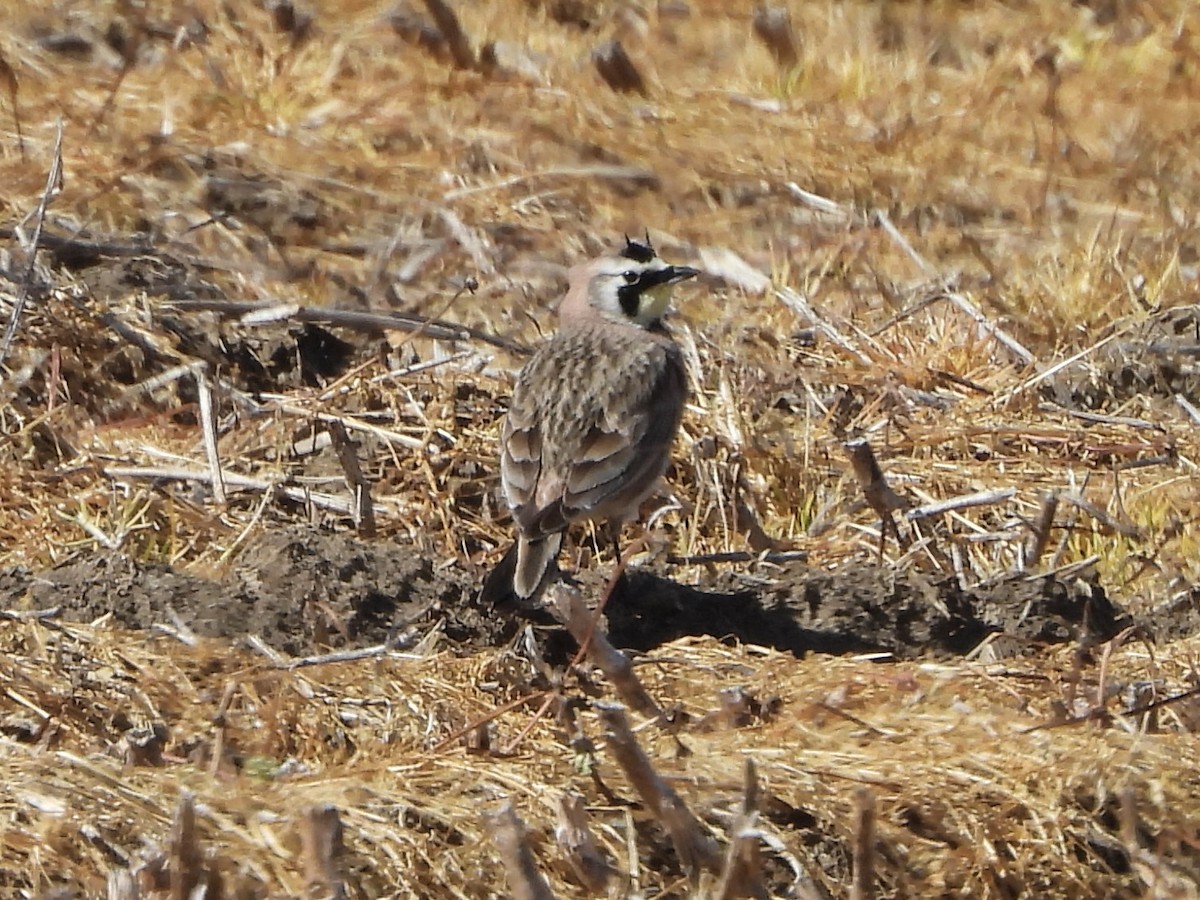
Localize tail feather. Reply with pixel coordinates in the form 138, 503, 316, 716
514, 533, 563, 599
478, 533, 563, 605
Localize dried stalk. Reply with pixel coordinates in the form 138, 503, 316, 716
904, 488, 1016, 521
104, 465, 370, 517
163, 298, 529, 356
251, 641, 424, 670
1176, 393, 1200, 425
851, 788, 876, 900
597, 703, 722, 880
488, 555, 638, 754
545, 583, 662, 720
713, 758, 768, 900
941, 291, 1035, 366
872, 209, 1034, 365
2, 117, 63, 366
195, 369, 227, 507
169, 792, 202, 900
873, 209, 936, 277
299, 805, 346, 900
776, 287, 871, 365
993, 332, 1121, 405
843, 439, 910, 553
208, 680, 237, 778
554, 793, 615, 893
667, 549, 808, 566
329, 421, 376, 536
1058, 492, 1142, 539
423, 0, 476, 69
784, 182, 856, 222
1048, 403, 1161, 431
1024, 492, 1059, 571
484, 801, 557, 900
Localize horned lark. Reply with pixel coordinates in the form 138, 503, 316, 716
483, 236, 700, 601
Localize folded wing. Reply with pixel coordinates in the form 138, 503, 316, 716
501, 338, 685, 541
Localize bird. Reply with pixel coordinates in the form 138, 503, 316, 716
482, 236, 700, 603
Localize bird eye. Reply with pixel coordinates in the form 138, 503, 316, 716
622, 270, 639, 284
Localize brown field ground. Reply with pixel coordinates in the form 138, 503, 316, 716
3, 0, 1200, 897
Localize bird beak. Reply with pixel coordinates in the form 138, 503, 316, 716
665, 265, 701, 285
642, 265, 700, 289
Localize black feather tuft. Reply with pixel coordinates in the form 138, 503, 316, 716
621, 234, 656, 263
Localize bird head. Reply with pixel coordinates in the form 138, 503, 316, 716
562, 237, 700, 328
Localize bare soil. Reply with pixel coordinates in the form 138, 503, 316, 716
0, 525, 1148, 661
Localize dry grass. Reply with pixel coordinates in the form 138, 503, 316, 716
3, 0, 1200, 896
3, 617, 1200, 897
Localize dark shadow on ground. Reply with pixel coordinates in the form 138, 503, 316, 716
595, 564, 1132, 659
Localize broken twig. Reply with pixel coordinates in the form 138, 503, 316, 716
904, 488, 1016, 521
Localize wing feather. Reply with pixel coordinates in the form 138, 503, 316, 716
500, 418, 540, 503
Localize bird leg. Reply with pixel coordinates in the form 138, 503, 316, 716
598, 521, 623, 564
